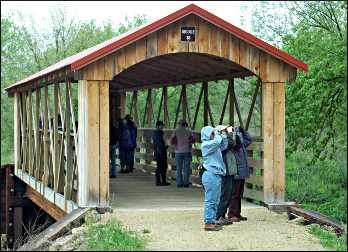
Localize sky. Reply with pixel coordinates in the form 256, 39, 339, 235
1, 1, 253, 32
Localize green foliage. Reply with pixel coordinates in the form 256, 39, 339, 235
286, 150, 347, 223
308, 224, 347, 251
1, 6, 148, 165
86, 218, 145, 251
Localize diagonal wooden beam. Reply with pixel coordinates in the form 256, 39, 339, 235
219, 83, 231, 125
156, 88, 164, 123
232, 80, 244, 129
245, 78, 261, 131
229, 79, 235, 126
163, 87, 169, 128
174, 86, 184, 128
192, 85, 203, 130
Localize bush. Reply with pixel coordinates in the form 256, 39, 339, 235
285, 150, 347, 223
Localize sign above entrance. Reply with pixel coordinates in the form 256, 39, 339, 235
181, 27, 195, 42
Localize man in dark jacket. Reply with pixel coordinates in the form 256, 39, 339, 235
152, 121, 171, 186
215, 125, 237, 225
227, 126, 252, 222
119, 115, 137, 173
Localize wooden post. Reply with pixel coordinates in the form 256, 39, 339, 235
34, 88, 41, 181
262, 81, 285, 203
43, 85, 49, 188
229, 79, 234, 126
27, 90, 33, 176
14, 92, 21, 175
203, 81, 208, 126
163, 87, 169, 128
273, 83, 285, 202
78, 80, 109, 207
182, 84, 187, 122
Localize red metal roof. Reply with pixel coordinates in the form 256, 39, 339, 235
6, 3, 307, 91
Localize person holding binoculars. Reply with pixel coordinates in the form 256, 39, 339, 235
200, 125, 229, 231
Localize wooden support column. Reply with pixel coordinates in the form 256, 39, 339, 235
14, 93, 21, 175
78, 80, 109, 207
43, 85, 49, 188
27, 91, 33, 176
203, 81, 209, 126
34, 88, 41, 181
273, 82, 285, 202
262, 81, 285, 203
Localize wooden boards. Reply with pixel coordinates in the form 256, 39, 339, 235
78, 14, 296, 84
17, 207, 91, 251
262, 82, 285, 203
78, 80, 109, 207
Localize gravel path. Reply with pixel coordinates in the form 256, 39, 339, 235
107, 208, 325, 251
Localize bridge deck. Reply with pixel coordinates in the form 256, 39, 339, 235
109, 169, 261, 211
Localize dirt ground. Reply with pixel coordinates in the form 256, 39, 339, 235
105, 208, 325, 251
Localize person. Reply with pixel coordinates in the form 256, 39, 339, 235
119, 114, 137, 173
109, 120, 119, 178
227, 126, 252, 222
152, 120, 171, 186
170, 120, 194, 188
215, 125, 238, 225
201, 125, 228, 231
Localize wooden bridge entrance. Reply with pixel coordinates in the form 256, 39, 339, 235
4, 4, 307, 218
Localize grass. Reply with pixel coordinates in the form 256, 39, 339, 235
85, 218, 146, 251
307, 224, 347, 251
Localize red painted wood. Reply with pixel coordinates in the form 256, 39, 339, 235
5, 4, 307, 92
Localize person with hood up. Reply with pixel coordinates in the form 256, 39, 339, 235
201, 125, 228, 231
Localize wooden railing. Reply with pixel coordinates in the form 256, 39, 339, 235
134, 128, 264, 203
14, 82, 79, 213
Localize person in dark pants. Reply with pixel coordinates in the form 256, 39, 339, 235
227, 126, 252, 222
215, 125, 238, 225
119, 115, 137, 173
152, 121, 171, 186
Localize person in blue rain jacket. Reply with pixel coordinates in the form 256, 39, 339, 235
200, 125, 228, 231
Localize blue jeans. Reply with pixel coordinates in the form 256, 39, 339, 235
202, 170, 222, 224
175, 152, 191, 187
109, 144, 117, 176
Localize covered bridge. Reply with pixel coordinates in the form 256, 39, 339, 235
4, 4, 307, 215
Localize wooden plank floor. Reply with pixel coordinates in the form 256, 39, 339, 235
109, 169, 261, 211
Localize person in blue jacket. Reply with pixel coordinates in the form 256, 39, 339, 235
119, 115, 137, 173
201, 125, 228, 231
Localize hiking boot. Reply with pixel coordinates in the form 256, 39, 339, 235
204, 224, 222, 231
228, 216, 240, 222
237, 215, 247, 221
216, 217, 233, 225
